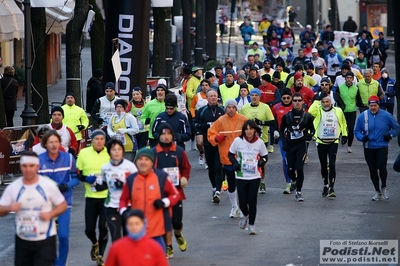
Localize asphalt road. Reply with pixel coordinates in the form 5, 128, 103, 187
0, 139, 400, 266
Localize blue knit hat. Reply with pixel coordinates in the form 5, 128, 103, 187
250, 88, 261, 97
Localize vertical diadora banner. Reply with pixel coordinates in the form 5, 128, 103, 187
103, 0, 151, 101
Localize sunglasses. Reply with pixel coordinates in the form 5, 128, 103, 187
292, 99, 303, 102
166, 107, 175, 110
320, 83, 329, 86
282, 97, 291, 100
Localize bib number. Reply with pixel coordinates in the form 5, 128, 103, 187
163, 167, 180, 186
115, 133, 126, 145
17, 213, 39, 238
242, 159, 258, 174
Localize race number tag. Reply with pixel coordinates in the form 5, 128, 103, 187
163, 167, 180, 186
322, 124, 337, 138
17, 212, 39, 238
242, 159, 258, 174
115, 133, 126, 145
290, 130, 304, 140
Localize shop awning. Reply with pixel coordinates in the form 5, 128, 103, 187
2, 0, 24, 40
45, 1, 75, 34
0, 1, 15, 41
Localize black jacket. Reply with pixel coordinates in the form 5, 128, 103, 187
86, 77, 104, 113
194, 104, 225, 146
1, 74, 19, 111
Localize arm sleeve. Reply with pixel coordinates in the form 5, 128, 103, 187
207, 119, 221, 147
67, 155, 80, 188
152, 116, 161, 140
177, 117, 192, 143
90, 99, 101, 121
140, 104, 150, 125
126, 114, 139, 135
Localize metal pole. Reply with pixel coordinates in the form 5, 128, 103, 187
21, 0, 37, 125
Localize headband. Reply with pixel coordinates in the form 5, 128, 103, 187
20, 156, 40, 165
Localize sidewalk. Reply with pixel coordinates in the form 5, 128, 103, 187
13, 44, 93, 127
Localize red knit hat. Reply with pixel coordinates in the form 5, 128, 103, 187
294, 73, 303, 82
368, 95, 380, 104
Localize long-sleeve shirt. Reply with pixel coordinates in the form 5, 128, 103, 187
62, 104, 90, 141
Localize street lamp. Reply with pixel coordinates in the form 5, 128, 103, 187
20, 0, 37, 126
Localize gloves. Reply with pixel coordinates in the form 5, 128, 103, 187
215, 135, 226, 143
180, 177, 188, 188
77, 125, 85, 131
118, 128, 128, 134
68, 148, 76, 157
114, 179, 124, 189
96, 118, 104, 124
153, 199, 165, 209
384, 135, 392, 142
233, 163, 241, 172
274, 130, 280, 139
362, 135, 369, 143
385, 92, 391, 97
305, 134, 313, 141
58, 184, 69, 192
341, 136, 348, 145
85, 174, 97, 184
144, 118, 151, 125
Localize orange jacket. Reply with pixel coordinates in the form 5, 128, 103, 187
119, 169, 179, 237
207, 113, 248, 165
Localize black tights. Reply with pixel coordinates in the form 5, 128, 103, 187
286, 142, 307, 191
364, 147, 388, 192
236, 178, 260, 225
317, 143, 338, 187
344, 111, 356, 147
204, 145, 223, 191
84, 198, 108, 255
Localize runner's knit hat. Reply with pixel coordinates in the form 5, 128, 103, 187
125, 209, 145, 221
51, 106, 64, 117
91, 129, 106, 140
250, 88, 261, 97
368, 95, 380, 104
281, 88, 292, 96
114, 99, 127, 109
224, 99, 237, 111
135, 147, 155, 163
294, 73, 303, 82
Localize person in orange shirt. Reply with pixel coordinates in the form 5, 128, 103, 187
208, 100, 248, 219
190, 80, 211, 166
372, 62, 381, 80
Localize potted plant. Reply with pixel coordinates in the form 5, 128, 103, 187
13, 65, 25, 98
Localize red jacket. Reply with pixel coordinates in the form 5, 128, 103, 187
259, 83, 278, 105
119, 169, 179, 237
32, 123, 78, 155
105, 236, 168, 266
153, 143, 191, 200
272, 102, 293, 129
290, 86, 314, 111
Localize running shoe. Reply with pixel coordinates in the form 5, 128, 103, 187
347, 146, 352, 153
322, 186, 329, 197
283, 182, 291, 194
259, 182, 266, 194
229, 206, 239, 218
295, 191, 304, 202
268, 145, 274, 153
290, 181, 297, 192
198, 154, 204, 165
176, 234, 187, 251
90, 242, 99, 261
166, 246, 174, 259
213, 191, 220, 204
327, 187, 336, 197
372, 192, 382, 201
239, 216, 248, 229
382, 188, 389, 200
304, 154, 308, 164
248, 225, 257, 235
96, 255, 104, 266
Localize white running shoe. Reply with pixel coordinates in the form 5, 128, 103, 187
347, 146, 352, 153
198, 154, 204, 165
382, 188, 389, 200
239, 216, 248, 229
229, 206, 239, 218
248, 225, 257, 235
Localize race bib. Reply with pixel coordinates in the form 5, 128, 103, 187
242, 158, 258, 174
115, 133, 126, 145
290, 130, 304, 140
322, 124, 337, 138
103, 112, 113, 125
137, 118, 145, 131
17, 212, 39, 238
163, 167, 180, 186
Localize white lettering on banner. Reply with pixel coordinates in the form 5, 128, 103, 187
117, 14, 134, 101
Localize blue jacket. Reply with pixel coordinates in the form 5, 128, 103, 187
354, 109, 400, 149
378, 77, 396, 104
38, 151, 79, 206
152, 111, 191, 149
241, 25, 255, 42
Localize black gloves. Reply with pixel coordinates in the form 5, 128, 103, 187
314, 92, 328, 101
254, 118, 265, 126
233, 164, 241, 172
341, 136, 348, 145
305, 134, 313, 141
384, 135, 392, 142
144, 118, 151, 125
58, 184, 69, 192
362, 135, 369, 143
115, 179, 124, 189
332, 64, 339, 68
77, 125, 85, 131
96, 118, 104, 124
153, 199, 165, 209
258, 157, 268, 167
68, 148, 76, 157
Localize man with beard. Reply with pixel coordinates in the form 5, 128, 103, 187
289, 74, 315, 111
152, 124, 191, 258
219, 70, 240, 105
258, 58, 274, 77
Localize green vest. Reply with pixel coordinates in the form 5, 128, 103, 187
130, 104, 147, 133
357, 79, 379, 105
338, 83, 359, 113
219, 83, 240, 105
